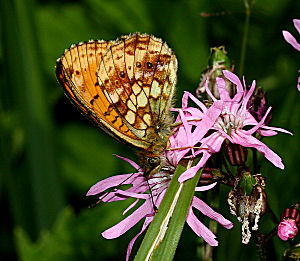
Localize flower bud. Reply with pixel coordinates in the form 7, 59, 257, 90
247, 87, 272, 124
197, 47, 235, 101
197, 167, 217, 185
224, 140, 248, 166
278, 207, 299, 241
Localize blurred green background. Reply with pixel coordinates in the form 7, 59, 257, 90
1, 0, 299, 260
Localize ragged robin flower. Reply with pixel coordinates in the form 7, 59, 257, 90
87, 153, 233, 261
169, 70, 292, 183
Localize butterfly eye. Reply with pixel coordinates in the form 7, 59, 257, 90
147, 157, 160, 167
136, 62, 142, 68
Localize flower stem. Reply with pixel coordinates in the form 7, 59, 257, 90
253, 232, 267, 261
252, 148, 258, 173
239, 0, 251, 76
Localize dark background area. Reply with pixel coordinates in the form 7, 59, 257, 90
1, 0, 299, 260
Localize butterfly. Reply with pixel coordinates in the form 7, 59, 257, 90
56, 33, 178, 176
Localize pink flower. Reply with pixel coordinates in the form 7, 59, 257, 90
278, 219, 298, 241
282, 19, 300, 91
87, 154, 233, 261
171, 70, 292, 183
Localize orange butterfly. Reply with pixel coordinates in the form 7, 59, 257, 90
56, 33, 178, 175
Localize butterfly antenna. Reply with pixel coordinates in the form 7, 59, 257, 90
88, 199, 101, 208
144, 172, 158, 213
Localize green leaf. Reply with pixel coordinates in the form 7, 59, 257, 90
134, 165, 202, 261
1, 0, 65, 234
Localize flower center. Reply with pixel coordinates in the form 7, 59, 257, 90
215, 107, 245, 135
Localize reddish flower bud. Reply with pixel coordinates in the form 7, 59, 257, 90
198, 167, 214, 185
224, 140, 248, 166
247, 87, 272, 124
278, 207, 300, 241
278, 220, 298, 241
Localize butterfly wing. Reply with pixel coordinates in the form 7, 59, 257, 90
97, 33, 178, 148
56, 33, 177, 152
56, 40, 149, 147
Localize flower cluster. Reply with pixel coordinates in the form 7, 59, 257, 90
87, 70, 291, 259
87, 154, 233, 260
169, 70, 291, 183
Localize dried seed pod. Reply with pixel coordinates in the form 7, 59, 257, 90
228, 173, 266, 244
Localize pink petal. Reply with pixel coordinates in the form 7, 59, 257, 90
260, 125, 292, 135
231, 131, 284, 169
201, 132, 226, 152
114, 154, 142, 171
181, 91, 190, 108
195, 182, 217, 191
298, 76, 300, 91
246, 107, 273, 135
86, 173, 141, 196
222, 70, 244, 101
183, 91, 208, 111
186, 208, 219, 246
113, 189, 150, 200
216, 77, 231, 101
241, 80, 256, 111
126, 217, 153, 261
102, 199, 153, 239
178, 151, 212, 183
178, 163, 202, 183
282, 30, 300, 51
243, 112, 259, 126
293, 19, 300, 34
123, 199, 139, 215
193, 100, 223, 142
205, 80, 217, 101
179, 109, 193, 147
258, 129, 279, 137
191, 196, 233, 229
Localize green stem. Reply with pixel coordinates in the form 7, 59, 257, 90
239, 0, 251, 76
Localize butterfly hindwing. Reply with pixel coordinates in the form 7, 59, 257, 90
97, 33, 178, 144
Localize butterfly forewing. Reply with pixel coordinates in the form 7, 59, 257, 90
57, 33, 178, 156
56, 41, 140, 145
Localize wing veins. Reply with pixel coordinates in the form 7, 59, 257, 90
147, 39, 165, 122
109, 43, 145, 125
